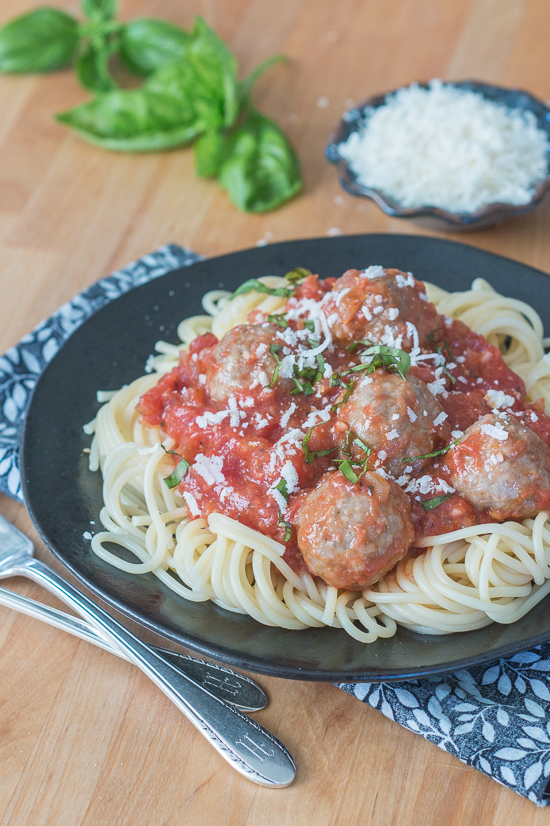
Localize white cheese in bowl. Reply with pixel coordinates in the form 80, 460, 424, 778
338, 80, 549, 214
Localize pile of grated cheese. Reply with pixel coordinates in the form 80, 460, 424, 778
338, 79, 549, 213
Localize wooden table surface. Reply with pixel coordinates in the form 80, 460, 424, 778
1, 0, 550, 822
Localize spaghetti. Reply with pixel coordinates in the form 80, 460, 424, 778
85, 271, 550, 644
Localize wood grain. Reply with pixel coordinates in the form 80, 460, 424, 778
1, 0, 550, 823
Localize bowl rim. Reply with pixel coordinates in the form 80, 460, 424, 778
325, 79, 550, 227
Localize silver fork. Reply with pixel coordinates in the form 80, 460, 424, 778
0, 584, 267, 712
0, 515, 295, 787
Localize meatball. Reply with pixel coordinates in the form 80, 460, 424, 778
337, 369, 451, 476
206, 323, 292, 402
443, 413, 550, 519
296, 471, 415, 590
322, 267, 439, 349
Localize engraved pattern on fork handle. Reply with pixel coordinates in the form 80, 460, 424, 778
15, 556, 295, 788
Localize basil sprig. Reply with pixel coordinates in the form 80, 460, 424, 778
161, 445, 190, 489
0, 5, 302, 212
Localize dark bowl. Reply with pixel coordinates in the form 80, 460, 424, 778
326, 80, 550, 231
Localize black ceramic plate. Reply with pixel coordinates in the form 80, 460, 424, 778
21, 234, 550, 682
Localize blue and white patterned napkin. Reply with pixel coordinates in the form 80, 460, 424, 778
3, 244, 550, 806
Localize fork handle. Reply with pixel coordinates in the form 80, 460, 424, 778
18, 557, 295, 788
0, 585, 266, 711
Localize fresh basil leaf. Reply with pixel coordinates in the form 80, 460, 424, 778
239, 54, 286, 102
80, 0, 117, 21
218, 109, 302, 212
421, 494, 453, 511
56, 82, 205, 151
120, 18, 189, 77
194, 129, 228, 177
0, 8, 79, 74
154, 16, 237, 130
75, 39, 117, 92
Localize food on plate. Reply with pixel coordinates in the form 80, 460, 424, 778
296, 471, 414, 590
85, 265, 550, 643
336, 370, 450, 476
444, 413, 550, 519
336, 80, 549, 213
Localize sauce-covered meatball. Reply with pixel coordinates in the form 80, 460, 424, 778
296, 471, 415, 590
206, 323, 291, 402
443, 413, 550, 519
322, 267, 439, 349
336, 369, 451, 476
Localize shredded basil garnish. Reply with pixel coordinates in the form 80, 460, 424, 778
330, 375, 355, 412
232, 278, 296, 299
285, 267, 311, 283
161, 445, 191, 489
232, 269, 310, 299
421, 494, 453, 511
273, 477, 289, 502
344, 342, 411, 380
302, 423, 336, 464
268, 342, 282, 388
279, 517, 292, 541
334, 430, 371, 483
273, 477, 292, 540
267, 313, 289, 328
303, 319, 315, 333
337, 458, 366, 484
436, 344, 456, 384
269, 336, 326, 396
402, 438, 460, 463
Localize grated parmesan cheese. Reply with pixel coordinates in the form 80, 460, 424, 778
481, 423, 509, 441
337, 80, 549, 214
485, 388, 515, 410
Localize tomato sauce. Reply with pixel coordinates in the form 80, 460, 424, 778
138, 272, 550, 575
